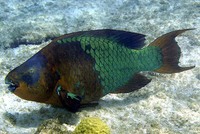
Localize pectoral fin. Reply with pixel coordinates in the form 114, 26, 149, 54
57, 86, 82, 112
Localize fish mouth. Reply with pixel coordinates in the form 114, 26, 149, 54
5, 79, 19, 93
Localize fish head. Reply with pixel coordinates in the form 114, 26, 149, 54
5, 52, 59, 103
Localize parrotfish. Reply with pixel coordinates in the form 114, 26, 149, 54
5, 29, 194, 112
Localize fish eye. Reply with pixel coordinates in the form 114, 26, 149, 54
22, 67, 40, 85
28, 68, 36, 74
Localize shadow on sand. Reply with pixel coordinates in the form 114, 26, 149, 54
3, 88, 152, 128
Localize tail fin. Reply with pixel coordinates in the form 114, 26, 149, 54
149, 29, 195, 73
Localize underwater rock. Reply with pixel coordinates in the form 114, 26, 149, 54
35, 119, 71, 134
3, 112, 17, 125
35, 117, 110, 134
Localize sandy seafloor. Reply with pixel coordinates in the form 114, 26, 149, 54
0, 0, 200, 133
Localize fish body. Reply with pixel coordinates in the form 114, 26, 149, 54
5, 29, 194, 112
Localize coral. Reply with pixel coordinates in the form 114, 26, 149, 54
73, 117, 110, 134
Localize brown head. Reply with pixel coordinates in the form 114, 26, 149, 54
5, 51, 60, 104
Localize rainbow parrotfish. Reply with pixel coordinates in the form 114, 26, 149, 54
5, 29, 194, 112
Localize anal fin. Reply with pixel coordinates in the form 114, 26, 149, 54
113, 74, 151, 93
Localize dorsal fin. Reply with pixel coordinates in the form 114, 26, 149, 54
54, 29, 146, 49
